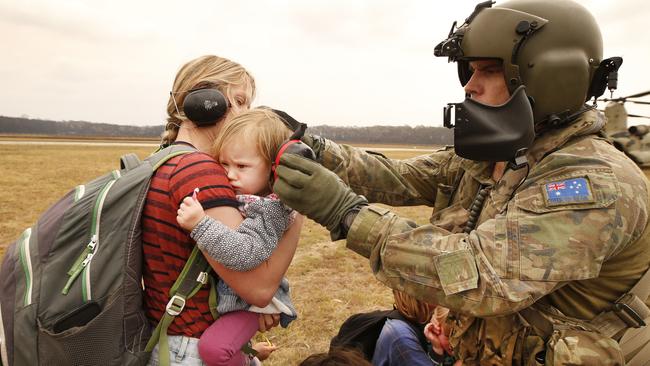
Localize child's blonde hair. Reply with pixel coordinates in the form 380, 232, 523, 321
392, 289, 437, 324
212, 107, 292, 165
433, 305, 450, 324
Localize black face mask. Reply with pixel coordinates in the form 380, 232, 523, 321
443, 85, 534, 168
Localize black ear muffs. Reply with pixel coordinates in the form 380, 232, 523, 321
183, 88, 229, 126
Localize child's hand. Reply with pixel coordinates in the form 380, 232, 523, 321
424, 316, 452, 356
252, 341, 278, 361
424, 322, 445, 355
177, 190, 206, 231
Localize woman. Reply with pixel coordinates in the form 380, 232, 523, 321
142, 55, 302, 365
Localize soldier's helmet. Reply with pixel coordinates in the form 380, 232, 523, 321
435, 0, 603, 125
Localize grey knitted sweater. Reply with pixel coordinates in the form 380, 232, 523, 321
190, 194, 297, 327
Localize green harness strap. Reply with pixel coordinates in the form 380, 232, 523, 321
144, 144, 214, 366
144, 247, 258, 364
145, 246, 212, 366
209, 275, 219, 320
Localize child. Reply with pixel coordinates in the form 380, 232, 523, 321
177, 108, 301, 366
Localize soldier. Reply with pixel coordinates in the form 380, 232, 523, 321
273, 0, 650, 364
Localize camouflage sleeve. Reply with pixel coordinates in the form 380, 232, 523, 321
346, 166, 647, 317
317, 139, 458, 206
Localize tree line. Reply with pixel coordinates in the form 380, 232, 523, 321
0, 116, 162, 138
0, 115, 452, 145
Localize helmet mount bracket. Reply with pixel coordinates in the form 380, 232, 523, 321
587, 57, 624, 102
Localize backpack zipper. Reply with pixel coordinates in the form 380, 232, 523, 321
62, 171, 119, 299
82, 172, 119, 301
18, 228, 34, 306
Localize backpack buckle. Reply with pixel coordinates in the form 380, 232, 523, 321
166, 295, 186, 316
196, 272, 209, 285
614, 294, 647, 328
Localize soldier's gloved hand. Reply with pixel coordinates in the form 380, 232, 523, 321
299, 134, 326, 162
270, 108, 326, 161
273, 153, 367, 240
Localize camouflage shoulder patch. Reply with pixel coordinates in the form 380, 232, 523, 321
541, 177, 594, 206
433, 249, 479, 295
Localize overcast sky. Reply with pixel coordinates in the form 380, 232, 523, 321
1, 0, 648, 127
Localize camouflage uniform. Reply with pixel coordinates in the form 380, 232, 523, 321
316, 110, 650, 364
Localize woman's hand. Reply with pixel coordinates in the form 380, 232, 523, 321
177, 191, 206, 231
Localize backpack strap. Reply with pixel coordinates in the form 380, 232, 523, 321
619, 326, 650, 366
145, 246, 213, 366
146, 144, 198, 170
208, 275, 219, 319
518, 265, 650, 365
120, 153, 142, 172
143, 144, 210, 366
598, 265, 650, 365
590, 265, 650, 338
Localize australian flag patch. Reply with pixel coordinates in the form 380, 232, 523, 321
542, 177, 594, 206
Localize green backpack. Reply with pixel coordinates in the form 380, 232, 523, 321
0, 144, 214, 366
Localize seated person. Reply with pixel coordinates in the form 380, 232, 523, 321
372, 290, 455, 366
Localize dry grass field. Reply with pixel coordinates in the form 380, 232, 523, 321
0, 140, 432, 365
6, 139, 646, 365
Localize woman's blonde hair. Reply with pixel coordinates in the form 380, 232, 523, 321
161, 55, 256, 146
212, 108, 292, 166
392, 289, 437, 324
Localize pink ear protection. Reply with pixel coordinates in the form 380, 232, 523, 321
271, 112, 316, 181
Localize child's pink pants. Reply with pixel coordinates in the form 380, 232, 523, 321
198, 311, 259, 366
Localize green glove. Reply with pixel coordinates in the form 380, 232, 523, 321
299, 134, 326, 162
273, 153, 367, 240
